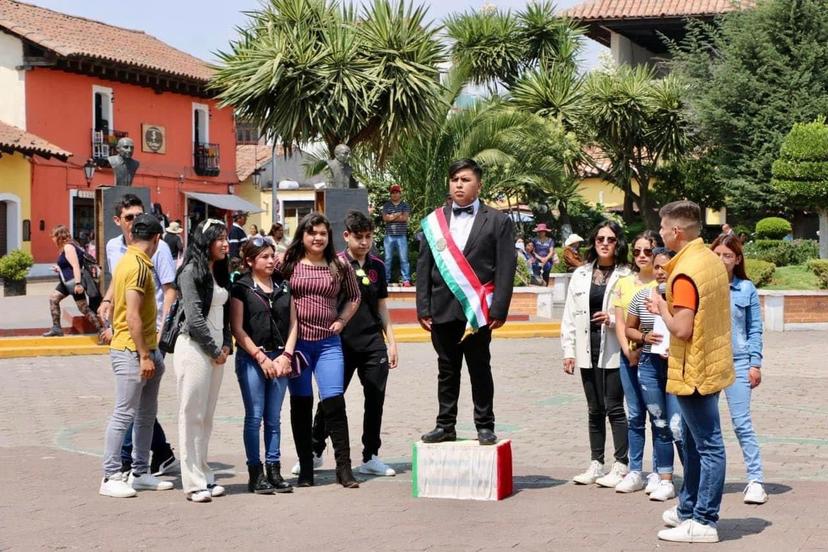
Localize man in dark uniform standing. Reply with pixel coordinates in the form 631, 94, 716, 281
416, 159, 516, 445
228, 211, 249, 259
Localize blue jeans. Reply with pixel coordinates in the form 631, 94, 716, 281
619, 353, 648, 472
383, 234, 410, 283
236, 349, 289, 465
724, 358, 764, 482
289, 336, 345, 400
677, 392, 726, 527
638, 353, 684, 474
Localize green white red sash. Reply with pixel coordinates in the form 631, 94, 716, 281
421, 208, 494, 331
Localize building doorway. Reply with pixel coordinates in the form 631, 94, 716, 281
0, 201, 7, 257
72, 192, 95, 241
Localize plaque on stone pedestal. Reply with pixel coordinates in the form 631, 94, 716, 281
315, 188, 369, 252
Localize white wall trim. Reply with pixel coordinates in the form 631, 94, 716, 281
784, 323, 828, 332
0, 193, 22, 252
0, 32, 26, 128
192, 102, 209, 144
92, 84, 114, 132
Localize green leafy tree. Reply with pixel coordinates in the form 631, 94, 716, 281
211, 0, 445, 161
669, 0, 828, 219
772, 119, 828, 258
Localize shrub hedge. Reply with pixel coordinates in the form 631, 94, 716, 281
745, 259, 776, 288
742, 239, 818, 266
755, 217, 792, 239
807, 259, 828, 289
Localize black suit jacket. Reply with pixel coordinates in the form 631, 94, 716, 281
416, 202, 517, 325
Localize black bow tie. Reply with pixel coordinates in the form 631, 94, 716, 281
453, 205, 474, 216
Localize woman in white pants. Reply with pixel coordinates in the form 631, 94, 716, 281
174, 219, 232, 503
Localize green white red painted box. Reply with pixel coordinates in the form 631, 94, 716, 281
411, 439, 513, 501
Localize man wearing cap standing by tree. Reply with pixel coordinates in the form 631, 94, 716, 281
228, 211, 249, 259
382, 184, 411, 286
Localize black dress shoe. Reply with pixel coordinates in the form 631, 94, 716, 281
421, 427, 457, 443
477, 428, 497, 445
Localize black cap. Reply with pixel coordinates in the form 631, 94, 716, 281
131, 213, 164, 238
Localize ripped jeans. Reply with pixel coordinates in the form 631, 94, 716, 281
638, 353, 684, 474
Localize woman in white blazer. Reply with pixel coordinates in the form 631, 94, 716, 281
561, 220, 631, 487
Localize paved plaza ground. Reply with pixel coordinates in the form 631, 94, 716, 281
0, 332, 826, 551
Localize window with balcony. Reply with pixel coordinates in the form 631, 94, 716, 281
193, 103, 219, 176
91, 85, 126, 165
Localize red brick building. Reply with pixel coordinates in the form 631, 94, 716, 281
0, 0, 242, 263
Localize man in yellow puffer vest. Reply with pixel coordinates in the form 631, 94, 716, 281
647, 201, 734, 544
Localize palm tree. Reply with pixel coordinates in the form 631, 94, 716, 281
211, 0, 445, 162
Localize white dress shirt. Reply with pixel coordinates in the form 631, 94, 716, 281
449, 198, 480, 251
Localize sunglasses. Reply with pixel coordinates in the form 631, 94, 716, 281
595, 236, 617, 245
251, 236, 276, 247
633, 248, 653, 257
122, 212, 145, 222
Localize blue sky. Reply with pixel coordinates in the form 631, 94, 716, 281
27, 0, 605, 68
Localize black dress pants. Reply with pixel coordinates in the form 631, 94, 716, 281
431, 320, 494, 431
580, 366, 628, 464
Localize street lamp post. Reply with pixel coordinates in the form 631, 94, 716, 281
83, 158, 96, 187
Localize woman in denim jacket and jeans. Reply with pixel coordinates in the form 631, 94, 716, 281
711, 234, 767, 505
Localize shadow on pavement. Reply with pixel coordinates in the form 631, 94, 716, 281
719, 518, 772, 541
513, 474, 567, 492
723, 482, 792, 496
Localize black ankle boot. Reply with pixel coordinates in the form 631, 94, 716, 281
248, 463, 275, 494
321, 395, 360, 489
266, 462, 293, 493
290, 395, 315, 487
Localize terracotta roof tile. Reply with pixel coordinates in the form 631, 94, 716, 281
236, 144, 280, 182
0, 0, 212, 82
0, 120, 72, 160
564, 0, 754, 20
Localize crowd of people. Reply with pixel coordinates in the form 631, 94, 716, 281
42, 162, 767, 544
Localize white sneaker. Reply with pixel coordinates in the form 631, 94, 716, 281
99, 472, 137, 498
290, 452, 324, 475
658, 519, 719, 543
649, 480, 676, 501
662, 506, 680, 528
208, 484, 225, 497
645, 472, 660, 494
595, 461, 629, 488
573, 460, 605, 485
743, 480, 768, 504
615, 470, 645, 493
358, 455, 396, 476
128, 472, 174, 491
187, 490, 212, 503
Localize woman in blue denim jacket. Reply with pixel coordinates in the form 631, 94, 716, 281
711, 234, 768, 505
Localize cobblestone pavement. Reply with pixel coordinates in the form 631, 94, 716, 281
1, 332, 826, 551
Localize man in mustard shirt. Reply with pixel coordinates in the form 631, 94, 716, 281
648, 201, 734, 543
99, 215, 174, 498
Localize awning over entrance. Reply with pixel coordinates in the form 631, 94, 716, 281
185, 192, 264, 214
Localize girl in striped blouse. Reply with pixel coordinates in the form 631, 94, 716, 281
278, 212, 361, 488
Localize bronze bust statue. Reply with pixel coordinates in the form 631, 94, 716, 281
327, 144, 358, 189
108, 137, 140, 186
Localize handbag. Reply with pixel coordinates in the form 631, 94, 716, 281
158, 298, 184, 354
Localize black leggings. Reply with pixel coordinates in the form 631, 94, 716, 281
580, 367, 628, 465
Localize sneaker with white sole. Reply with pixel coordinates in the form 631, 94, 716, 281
573, 460, 605, 485
662, 506, 681, 528
743, 480, 768, 504
358, 455, 396, 476
187, 490, 212, 503
99, 472, 137, 498
208, 484, 225, 497
128, 472, 174, 491
645, 472, 660, 494
595, 461, 629, 488
290, 452, 324, 475
649, 480, 676, 501
151, 452, 179, 477
615, 470, 645, 493
658, 519, 719, 543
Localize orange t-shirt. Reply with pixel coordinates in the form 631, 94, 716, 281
672, 275, 698, 312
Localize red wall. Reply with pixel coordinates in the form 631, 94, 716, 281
25, 67, 236, 262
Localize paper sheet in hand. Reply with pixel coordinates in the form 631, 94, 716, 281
650, 315, 670, 356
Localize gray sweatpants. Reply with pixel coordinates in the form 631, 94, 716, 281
102, 349, 165, 477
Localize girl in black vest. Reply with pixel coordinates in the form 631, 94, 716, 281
230, 237, 297, 494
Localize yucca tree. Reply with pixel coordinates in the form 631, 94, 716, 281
580, 64, 693, 226
211, 0, 445, 162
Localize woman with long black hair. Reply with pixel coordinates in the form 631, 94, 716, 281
173, 218, 232, 503
278, 212, 361, 488
560, 220, 631, 487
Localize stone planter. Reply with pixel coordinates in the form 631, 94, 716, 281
2, 279, 27, 297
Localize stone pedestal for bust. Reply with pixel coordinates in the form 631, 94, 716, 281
314, 188, 369, 252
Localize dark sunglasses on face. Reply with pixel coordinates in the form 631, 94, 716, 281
633, 248, 653, 257
251, 236, 276, 247
122, 212, 145, 222
595, 236, 617, 245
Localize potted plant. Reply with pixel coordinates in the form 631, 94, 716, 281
0, 249, 34, 297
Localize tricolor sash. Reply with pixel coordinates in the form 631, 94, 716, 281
421, 208, 494, 331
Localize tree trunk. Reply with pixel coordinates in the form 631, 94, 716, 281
622, 181, 635, 222
558, 201, 572, 240
636, 178, 659, 230
820, 208, 828, 259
